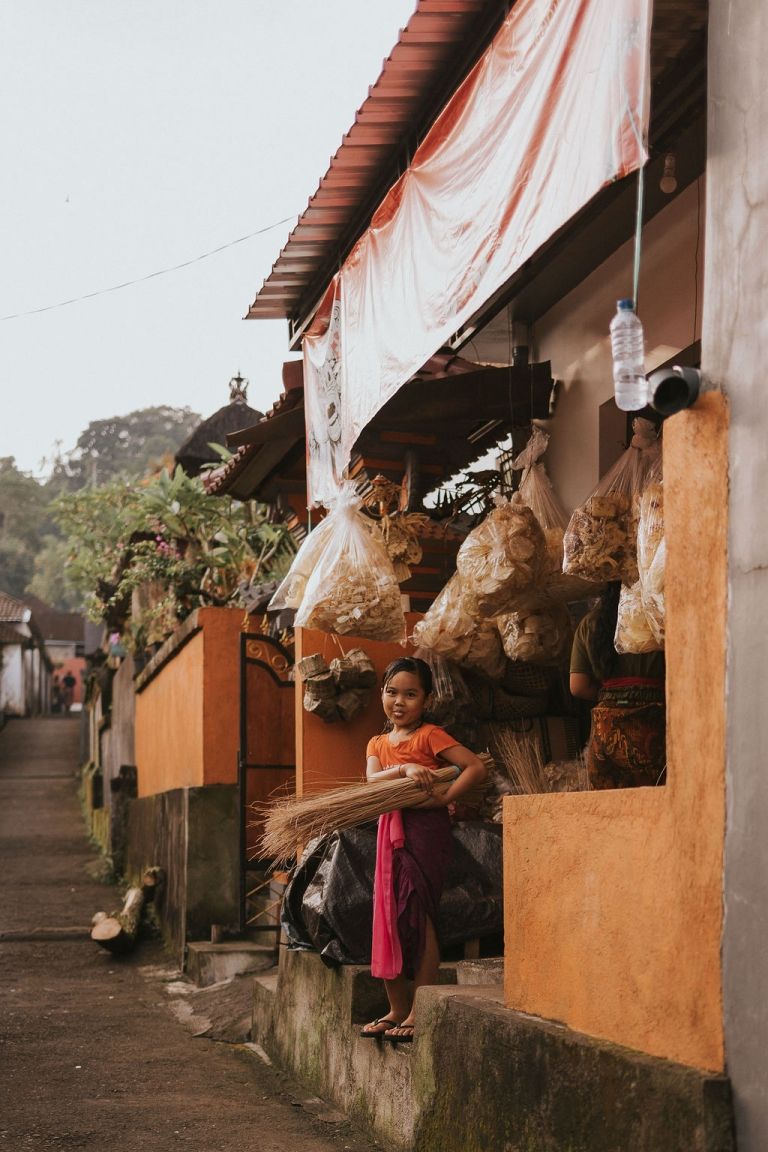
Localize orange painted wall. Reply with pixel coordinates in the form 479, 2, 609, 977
135, 607, 244, 798
503, 394, 728, 1072
200, 607, 246, 786
294, 619, 417, 795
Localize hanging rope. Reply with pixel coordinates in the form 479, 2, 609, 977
632, 163, 646, 311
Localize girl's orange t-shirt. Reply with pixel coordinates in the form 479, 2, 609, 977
366, 723, 458, 770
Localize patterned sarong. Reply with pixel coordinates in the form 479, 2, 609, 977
587, 680, 666, 789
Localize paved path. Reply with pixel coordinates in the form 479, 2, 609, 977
0, 717, 378, 1152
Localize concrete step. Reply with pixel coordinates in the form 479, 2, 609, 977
186, 940, 277, 988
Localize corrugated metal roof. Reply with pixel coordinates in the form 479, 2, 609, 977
247, 0, 707, 337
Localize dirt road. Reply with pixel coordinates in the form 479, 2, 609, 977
0, 717, 379, 1152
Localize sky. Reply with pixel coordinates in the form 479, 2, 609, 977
0, 1, 416, 475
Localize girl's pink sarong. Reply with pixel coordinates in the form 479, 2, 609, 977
371, 808, 452, 980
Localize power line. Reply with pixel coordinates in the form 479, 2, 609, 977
0, 214, 295, 322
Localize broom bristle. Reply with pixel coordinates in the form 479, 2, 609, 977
489, 727, 548, 794
254, 754, 493, 865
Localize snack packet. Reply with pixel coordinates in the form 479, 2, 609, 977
562, 417, 659, 583
293, 485, 405, 641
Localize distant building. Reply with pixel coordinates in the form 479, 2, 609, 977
175, 373, 263, 477
0, 591, 52, 717
23, 594, 86, 709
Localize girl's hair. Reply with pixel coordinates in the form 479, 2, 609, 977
586, 581, 622, 681
381, 656, 433, 694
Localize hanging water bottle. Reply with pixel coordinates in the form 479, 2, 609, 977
610, 299, 648, 411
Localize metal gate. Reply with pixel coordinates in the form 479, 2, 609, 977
238, 631, 295, 935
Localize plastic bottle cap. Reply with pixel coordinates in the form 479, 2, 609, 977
617, 298, 634, 310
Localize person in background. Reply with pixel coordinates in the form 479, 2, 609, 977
569, 582, 666, 789
61, 671, 77, 714
359, 657, 486, 1044
51, 676, 63, 714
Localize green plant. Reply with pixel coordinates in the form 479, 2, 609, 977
53, 467, 295, 650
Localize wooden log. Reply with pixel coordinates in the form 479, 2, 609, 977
90, 886, 145, 954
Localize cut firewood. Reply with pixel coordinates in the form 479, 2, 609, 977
91, 886, 145, 954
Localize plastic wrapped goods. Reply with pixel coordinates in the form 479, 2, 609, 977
510, 428, 597, 603
637, 473, 665, 645
642, 538, 666, 645
411, 572, 507, 679
562, 417, 660, 584
293, 486, 405, 642
455, 496, 545, 615
614, 580, 662, 654
496, 593, 572, 666
268, 514, 333, 614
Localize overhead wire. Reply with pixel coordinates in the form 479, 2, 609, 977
0, 214, 295, 322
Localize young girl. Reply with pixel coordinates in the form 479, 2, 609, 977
360, 656, 487, 1043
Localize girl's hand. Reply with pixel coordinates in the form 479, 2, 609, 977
416, 791, 448, 809
402, 763, 436, 793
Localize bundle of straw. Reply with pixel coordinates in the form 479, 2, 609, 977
255, 756, 492, 865
488, 728, 549, 794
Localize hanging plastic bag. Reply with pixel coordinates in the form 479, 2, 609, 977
496, 592, 572, 666
511, 428, 600, 602
615, 580, 662, 654
294, 485, 405, 641
637, 465, 665, 645
411, 573, 507, 679
268, 514, 333, 614
562, 417, 660, 584
455, 495, 545, 616
413, 647, 475, 727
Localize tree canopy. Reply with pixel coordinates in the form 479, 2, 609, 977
52, 405, 202, 490
0, 405, 202, 608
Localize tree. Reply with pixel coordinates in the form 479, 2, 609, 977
26, 535, 83, 612
0, 457, 51, 597
53, 406, 202, 490
53, 467, 295, 651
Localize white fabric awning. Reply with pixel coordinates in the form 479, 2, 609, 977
304, 0, 652, 506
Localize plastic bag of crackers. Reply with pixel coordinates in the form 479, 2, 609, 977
562, 417, 660, 584
411, 572, 507, 680
454, 494, 546, 616
496, 591, 572, 666
293, 485, 405, 641
614, 580, 662, 654
636, 461, 665, 645
511, 427, 600, 603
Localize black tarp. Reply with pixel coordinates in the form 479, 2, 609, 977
281, 821, 503, 966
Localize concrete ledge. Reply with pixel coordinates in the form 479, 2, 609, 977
186, 940, 276, 988
252, 949, 734, 1152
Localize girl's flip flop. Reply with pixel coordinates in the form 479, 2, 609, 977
384, 1023, 414, 1044
360, 1016, 401, 1039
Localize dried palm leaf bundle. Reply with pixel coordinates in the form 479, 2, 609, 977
614, 580, 662, 654
411, 572, 507, 679
455, 496, 546, 615
375, 513, 428, 582
496, 593, 572, 666
255, 756, 493, 865
488, 726, 549, 794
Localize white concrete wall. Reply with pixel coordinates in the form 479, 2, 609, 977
471, 181, 705, 512
705, 1, 768, 1147
1, 644, 26, 716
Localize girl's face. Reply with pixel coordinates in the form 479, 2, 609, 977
382, 670, 428, 730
